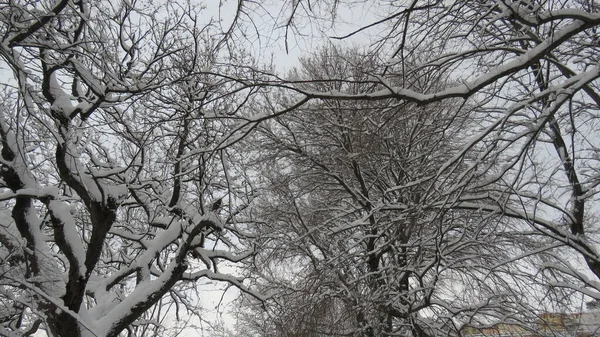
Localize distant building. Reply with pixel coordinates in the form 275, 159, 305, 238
463, 312, 600, 337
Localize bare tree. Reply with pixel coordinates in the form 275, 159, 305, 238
234, 46, 559, 337
246, 0, 600, 305
4, 1, 600, 336
0, 1, 266, 337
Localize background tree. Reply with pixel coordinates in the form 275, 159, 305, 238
247, 0, 600, 307
235, 46, 559, 337
0, 1, 266, 336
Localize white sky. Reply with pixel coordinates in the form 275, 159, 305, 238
202, 0, 386, 73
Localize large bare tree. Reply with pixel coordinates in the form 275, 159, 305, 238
226, 0, 600, 336
235, 46, 560, 337
256, 0, 600, 301
0, 1, 266, 336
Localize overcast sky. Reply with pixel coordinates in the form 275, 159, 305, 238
201, 0, 386, 73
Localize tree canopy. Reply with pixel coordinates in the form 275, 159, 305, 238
1, 1, 600, 337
